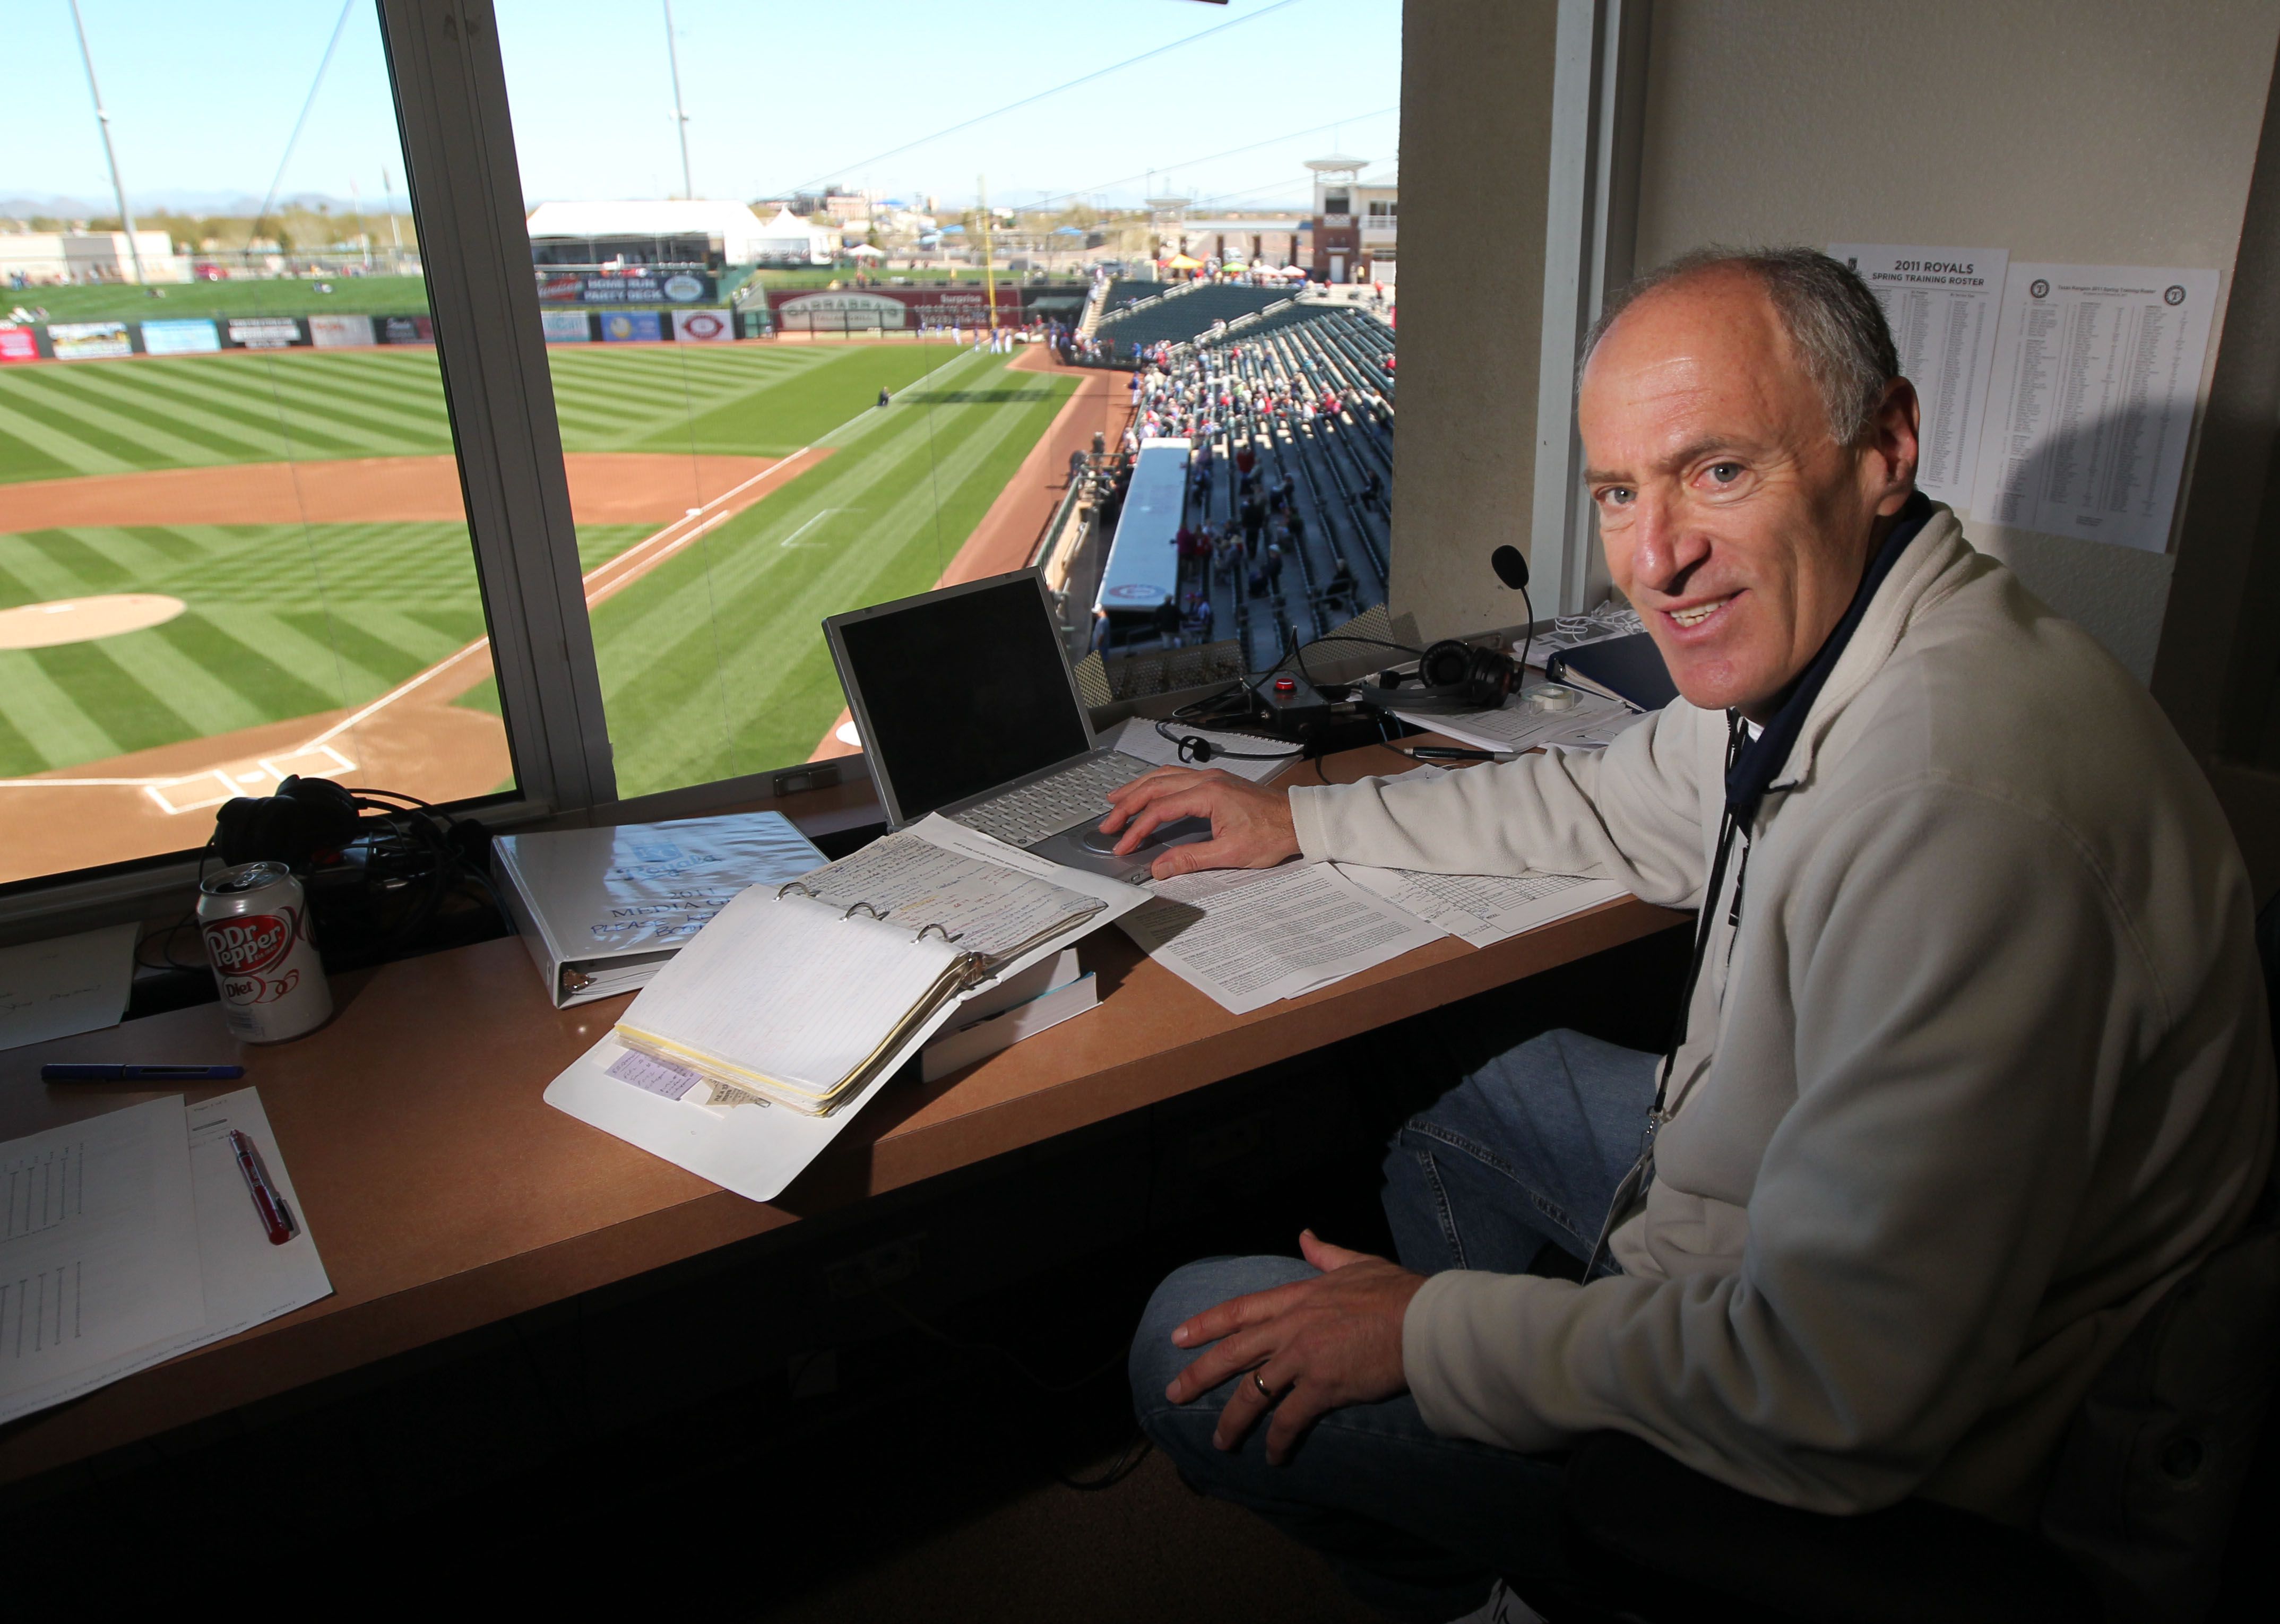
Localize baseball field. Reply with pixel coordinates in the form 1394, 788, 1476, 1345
0, 334, 1084, 879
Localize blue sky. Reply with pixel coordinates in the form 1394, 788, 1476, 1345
4, 0, 1399, 217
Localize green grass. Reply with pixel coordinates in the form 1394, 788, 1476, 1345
0, 342, 1074, 793
8, 274, 435, 326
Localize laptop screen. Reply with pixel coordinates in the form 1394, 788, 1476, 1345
834, 575, 1093, 822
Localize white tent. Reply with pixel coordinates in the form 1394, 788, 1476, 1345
525, 198, 780, 263
752, 206, 838, 266
847, 243, 885, 260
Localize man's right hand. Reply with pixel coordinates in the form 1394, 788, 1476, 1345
1100, 766, 1301, 880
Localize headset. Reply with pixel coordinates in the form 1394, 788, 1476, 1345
1358, 542, 1537, 713
212, 774, 371, 868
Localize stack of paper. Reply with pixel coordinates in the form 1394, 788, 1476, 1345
0, 1089, 331, 1426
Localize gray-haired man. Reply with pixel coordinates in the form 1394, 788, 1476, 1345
1104, 249, 2273, 1621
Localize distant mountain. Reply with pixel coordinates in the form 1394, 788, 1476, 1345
1, 190, 401, 220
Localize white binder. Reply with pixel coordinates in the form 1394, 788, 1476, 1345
491, 813, 825, 1007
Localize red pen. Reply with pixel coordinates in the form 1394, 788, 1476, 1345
228, 1129, 295, 1246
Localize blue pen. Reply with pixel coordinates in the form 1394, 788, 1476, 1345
40, 1064, 245, 1082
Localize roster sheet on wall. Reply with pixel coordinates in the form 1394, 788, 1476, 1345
1969, 264, 2219, 552
1826, 244, 2008, 511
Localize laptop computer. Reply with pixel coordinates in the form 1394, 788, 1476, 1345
821, 570, 1210, 883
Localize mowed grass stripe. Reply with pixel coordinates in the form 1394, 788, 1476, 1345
591, 393, 967, 781
0, 528, 132, 600
0, 392, 140, 476
102, 364, 353, 460
0, 368, 240, 468
28, 366, 290, 463
76, 624, 266, 742
153, 612, 339, 719
600, 357, 1073, 789
0, 650, 123, 768
49, 525, 197, 586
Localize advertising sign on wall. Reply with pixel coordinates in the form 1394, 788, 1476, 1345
378, 315, 434, 345
223, 317, 308, 350
50, 320, 134, 360
140, 318, 222, 355
766, 286, 1024, 331
672, 308, 732, 342
536, 270, 716, 305
1, 324, 44, 363
540, 309, 593, 343
308, 314, 377, 348
599, 310, 664, 342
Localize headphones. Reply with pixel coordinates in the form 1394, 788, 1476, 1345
213, 775, 373, 868
1373, 638, 1519, 711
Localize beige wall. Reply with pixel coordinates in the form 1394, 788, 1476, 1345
1387, 0, 1559, 641
1629, 0, 2280, 679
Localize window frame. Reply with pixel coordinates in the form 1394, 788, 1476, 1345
0, 0, 884, 931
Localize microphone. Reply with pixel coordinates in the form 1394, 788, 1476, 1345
1490, 545, 1535, 675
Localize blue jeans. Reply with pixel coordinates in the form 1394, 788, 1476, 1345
1129, 1027, 1659, 1620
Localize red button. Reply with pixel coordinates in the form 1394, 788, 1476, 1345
1274, 677, 1297, 693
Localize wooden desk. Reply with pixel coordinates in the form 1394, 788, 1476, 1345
0, 741, 1680, 1485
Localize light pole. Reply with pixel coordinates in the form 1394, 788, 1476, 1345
663, 0, 694, 199
67, 0, 148, 286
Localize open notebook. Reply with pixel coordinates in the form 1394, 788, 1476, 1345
614, 818, 1121, 1116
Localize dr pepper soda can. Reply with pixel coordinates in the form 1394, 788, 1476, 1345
197, 861, 332, 1042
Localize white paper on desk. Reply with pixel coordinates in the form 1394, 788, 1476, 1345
0, 1095, 204, 1424
0, 1090, 332, 1427
1968, 263, 2218, 551
1106, 714, 1296, 784
1394, 690, 1635, 757
0, 922, 138, 1052
1120, 861, 1446, 1015
182, 1087, 332, 1341
1828, 245, 2007, 509
1340, 867, 1629, 950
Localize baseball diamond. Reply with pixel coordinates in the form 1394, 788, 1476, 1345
0, 339, 1079, 851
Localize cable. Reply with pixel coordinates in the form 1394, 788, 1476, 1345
1153, 716, 1303, 764
781, 0, 1310, 195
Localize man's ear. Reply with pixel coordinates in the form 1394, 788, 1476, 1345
1866, 377, 1922, 515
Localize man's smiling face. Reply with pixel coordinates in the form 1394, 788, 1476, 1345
1577, 267, 1918, 719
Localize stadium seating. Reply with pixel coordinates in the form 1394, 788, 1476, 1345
1092, 284, 1291, 357
1104, 304, 1398, 673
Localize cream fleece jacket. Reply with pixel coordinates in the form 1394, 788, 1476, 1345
1289, 509, 2274, 1522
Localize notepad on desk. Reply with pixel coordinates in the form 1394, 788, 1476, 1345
546, 815, 1147, 1202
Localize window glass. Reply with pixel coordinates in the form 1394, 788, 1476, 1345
0, 2, 505, 886
493, 0, 1401, 796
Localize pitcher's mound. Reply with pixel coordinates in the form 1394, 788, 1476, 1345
0, 594, 187, 650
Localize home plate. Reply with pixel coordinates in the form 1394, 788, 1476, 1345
0, 594, 187, 650
143, 742, 357, 815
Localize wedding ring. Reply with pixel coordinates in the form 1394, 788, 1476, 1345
1251, 1370, 1273, 1399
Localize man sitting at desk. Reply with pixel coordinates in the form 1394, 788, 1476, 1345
1101, 247, 2274, 1621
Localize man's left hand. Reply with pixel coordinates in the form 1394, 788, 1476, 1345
1164, 1229, 1424, 1465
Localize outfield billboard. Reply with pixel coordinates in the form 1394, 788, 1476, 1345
223, 316, 308, 350
599, 310, 664, 342
1, 323, 44, 362
536, 270, 716, 306
672, 308, 732, 342
50, 320, 134, 360
141, 318, 222, 355
377, 314, 434, 345
309, 314, 376, 348
767, 286, 1024, 331
540, 309, 593, 343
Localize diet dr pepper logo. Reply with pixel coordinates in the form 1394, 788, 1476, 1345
205, 909, 304, 1001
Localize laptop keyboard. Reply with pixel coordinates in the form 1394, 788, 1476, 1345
954, 753, 1154, 848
